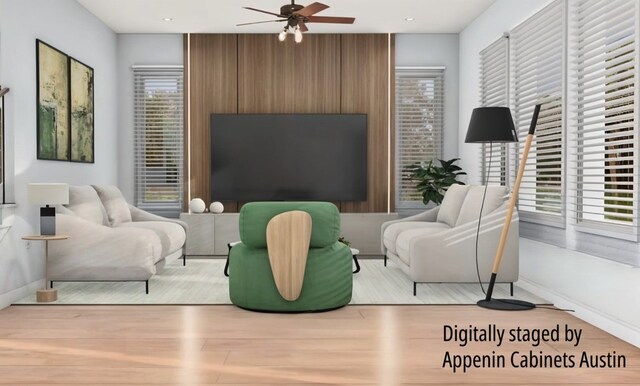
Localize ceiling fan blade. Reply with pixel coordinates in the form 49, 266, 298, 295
299, 22, 309, 32
295, 2, 329, 17
236, 19, 287, 26
243, 7, 284, 18
306, 16, 355, 24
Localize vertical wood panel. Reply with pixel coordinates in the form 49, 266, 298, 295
389, 34, 396, 213
237, 34, 341, 113
183, 34, 190, 212
340, 34, 390, 213
188, 34, 238, 212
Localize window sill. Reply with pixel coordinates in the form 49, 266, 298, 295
574, 222, 638, 243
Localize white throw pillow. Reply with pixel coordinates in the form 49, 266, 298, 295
436, 184, 471, 227
65, 185, 109, 225
92, 185, 132, 226
455, 186, 509, 226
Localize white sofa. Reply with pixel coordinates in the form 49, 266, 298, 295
49, 185, 187, 293
381, 185, 518, 295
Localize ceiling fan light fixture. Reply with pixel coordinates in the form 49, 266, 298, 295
278, 30, 287, 41
294, 26, 303, 43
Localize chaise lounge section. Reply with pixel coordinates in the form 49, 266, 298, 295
49, 185, 187, 293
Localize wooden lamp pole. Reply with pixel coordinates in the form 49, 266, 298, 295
477, 104, 541, 311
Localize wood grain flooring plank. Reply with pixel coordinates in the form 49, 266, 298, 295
0, 305, 637, 384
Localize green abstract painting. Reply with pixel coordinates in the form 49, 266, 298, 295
37, 40, 69, 161
70, 58, 94, 163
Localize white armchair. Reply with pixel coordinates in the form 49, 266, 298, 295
381, 185, 519, 295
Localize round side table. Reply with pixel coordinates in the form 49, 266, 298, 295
22, 235, 69, 303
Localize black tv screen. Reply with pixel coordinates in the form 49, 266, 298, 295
210, 114, 367, 201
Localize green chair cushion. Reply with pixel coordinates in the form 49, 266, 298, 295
239, 202, 340, 248
229, 241, 352, 312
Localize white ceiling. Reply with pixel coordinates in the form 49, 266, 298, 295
77, 0, 496, 34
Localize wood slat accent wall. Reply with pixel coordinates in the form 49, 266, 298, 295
185, 34, 238, 212
185, 33, 392, 213
340, 34, 390, 213
237, 35, 341, 113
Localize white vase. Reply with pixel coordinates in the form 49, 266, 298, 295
210, 201, 224, 214
189, 198, 206, 213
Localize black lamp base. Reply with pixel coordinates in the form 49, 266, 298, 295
477, 298, 535, 311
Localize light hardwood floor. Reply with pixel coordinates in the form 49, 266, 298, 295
0, 305, 637, 384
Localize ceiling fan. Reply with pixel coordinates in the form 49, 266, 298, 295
237, 1, 356, 43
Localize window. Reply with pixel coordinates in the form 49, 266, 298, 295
479, 36, 510, 186
133, 66, 184, 218
395, 67, 445, 209
570, 0, 638, 237
510, 0, 565, 225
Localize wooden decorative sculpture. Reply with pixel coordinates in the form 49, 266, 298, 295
266, 210, 312, 301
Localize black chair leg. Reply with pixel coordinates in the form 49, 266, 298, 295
384, 255, 387, 267
510, 282, 514, 296
145, 280, 149, 294
352, 254, 360, 274
183, 254, 186, 266
413, 282, 417, 296
50, 281, 53, 289
224, 243, 231, 277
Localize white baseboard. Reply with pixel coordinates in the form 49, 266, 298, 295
517, 278, 640, 348
0, 279, 44, 309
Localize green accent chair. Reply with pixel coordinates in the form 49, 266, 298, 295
229, 202, 353, 312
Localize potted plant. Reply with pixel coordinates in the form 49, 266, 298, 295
402, 158, 466, 206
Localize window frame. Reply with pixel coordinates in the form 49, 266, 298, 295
568, 0, 639, 241
509, 0, 567, 228
394, 66, 446, 211
132, 65, 185, 218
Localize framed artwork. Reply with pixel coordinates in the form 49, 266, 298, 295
36, 39, 70, 161
70, 58, 94, 163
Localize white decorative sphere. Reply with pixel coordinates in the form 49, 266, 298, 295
210, 201, 224, 214
189, 198, 206, 213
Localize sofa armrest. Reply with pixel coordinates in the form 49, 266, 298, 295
128, 205, 188, 230
380, 206, 440, 254
48, 213, 162, 281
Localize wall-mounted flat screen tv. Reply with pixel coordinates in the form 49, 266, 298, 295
210, 114, 367, 202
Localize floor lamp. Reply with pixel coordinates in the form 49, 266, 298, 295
465, 105, 541, 311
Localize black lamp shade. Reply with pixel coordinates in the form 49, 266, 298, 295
465, 107, 518, 143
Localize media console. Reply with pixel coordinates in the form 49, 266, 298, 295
180, 212, 399, 257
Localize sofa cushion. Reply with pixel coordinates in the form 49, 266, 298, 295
384, 221, 449, 255
92, 185, 132, 226
455, 186, 509, 226
119, 221, 186, 261
396, 227, 450, 265
65, 185, 109, 225
436, 184, 470, 226
239, 202, 340, 248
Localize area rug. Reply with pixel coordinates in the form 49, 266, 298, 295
14, 259, 547, 305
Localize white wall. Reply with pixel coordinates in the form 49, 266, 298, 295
0, 0, 118, 307
458, 0, 552, 183
396, 34, 459, 160
116, 34, 183, 203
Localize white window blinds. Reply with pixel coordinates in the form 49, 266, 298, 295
511, 0, 565, 224
570, 0, 638, 236
395, 67, 445, 209
133, 66, 184, 218
480, 36, 510, 186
